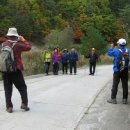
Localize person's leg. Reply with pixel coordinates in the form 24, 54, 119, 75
12, 70, 29, 110
62, 63, 65, 74
89, 63, 92, 75
2, 73, 13, 112
45, 62, 48, 74
47, 62, 50, 74
71, 62, 75, 74
74, 61, 77, 74
65, 63, 68, 74
92, 62, 96, 75
69, 62, 72, 74
107, 72, 120, 104
55, 63, 59, 75
121, 69, 128, 104
111, 72, 120, 99
53, 63, 56, 75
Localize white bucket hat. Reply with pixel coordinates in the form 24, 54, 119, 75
6, 27, 19, 37
117, 38, 126, 46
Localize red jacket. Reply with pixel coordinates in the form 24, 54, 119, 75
0, 40, 31, 71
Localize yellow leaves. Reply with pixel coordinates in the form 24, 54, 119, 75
79, 13, 87, 21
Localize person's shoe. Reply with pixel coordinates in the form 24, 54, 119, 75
6, 107, 13, 113
107, 98, 117, 104
122, 99, 127, 104
21, 104, 30, 111
89, 73, 92, 75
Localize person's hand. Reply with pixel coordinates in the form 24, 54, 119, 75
18, 36, 26, 42
110, 43, 115, 49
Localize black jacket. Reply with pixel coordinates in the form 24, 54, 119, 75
86, 52, 98, 63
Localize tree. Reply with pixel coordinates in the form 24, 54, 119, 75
80, 26, 107, 55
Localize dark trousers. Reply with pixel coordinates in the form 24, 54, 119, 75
2, 70, 28, 108
53, 63, 59, 75
62, 62, 68, 74
45, 62, 50, 74
111, 69, 128, 99
69, 61, 77, 74
89, 62, 96, 74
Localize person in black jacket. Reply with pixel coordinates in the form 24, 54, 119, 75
68, 47, 78, 75
86, 48, 98, 75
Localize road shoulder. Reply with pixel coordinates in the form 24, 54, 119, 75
76, 80, 130, 130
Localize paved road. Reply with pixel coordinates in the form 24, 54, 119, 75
76, 79, 130, 130
0, 65, 112, 130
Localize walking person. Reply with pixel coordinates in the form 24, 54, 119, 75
107, 38, 129, 104
68, 47, 79, 75
41, 48, 52, 75
52, 48, 59, 75
61, 49, 69, 74
86, 48, 98, 75
0, 27, 31, 113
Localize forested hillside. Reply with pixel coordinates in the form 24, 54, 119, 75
0, 0, 130, 54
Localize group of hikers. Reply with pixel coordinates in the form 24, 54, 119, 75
41, 47, 79, 75
41, 47, 98, 76
0, 27, 129, 113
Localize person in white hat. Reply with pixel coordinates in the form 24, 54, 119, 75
6, 27, 19, 37
107, 38, 129, 104
0, 27, 31, 113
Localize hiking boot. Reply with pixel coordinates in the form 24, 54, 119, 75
21, 104, 30, 111
107, 98, 117, 104
6, 107, 13, 113
122, 99, 127, 104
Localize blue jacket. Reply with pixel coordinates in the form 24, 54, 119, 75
61, 53, 69, 63
68, 51, 78, 62
108, 47, 130, 72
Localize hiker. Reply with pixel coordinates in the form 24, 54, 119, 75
86, 48, 98, 75
0, 27, 31, 113
52, 48, 59, 75
61, 49, 69, 74
68, 47, 79, 75
107, 38, 129, 104
41, 48, 52, 75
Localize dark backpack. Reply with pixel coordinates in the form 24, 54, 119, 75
0, 41, 16, 72
118, 49, 130, 71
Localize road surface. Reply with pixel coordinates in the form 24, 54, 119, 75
0, 65, 113, 130
76, 77, 130, 130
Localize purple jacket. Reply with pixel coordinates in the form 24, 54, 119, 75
52, 52, 59, 64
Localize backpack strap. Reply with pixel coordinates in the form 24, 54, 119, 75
2, 41, 17, 49
119, 49, 122, 52
119, 48, 128, 53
